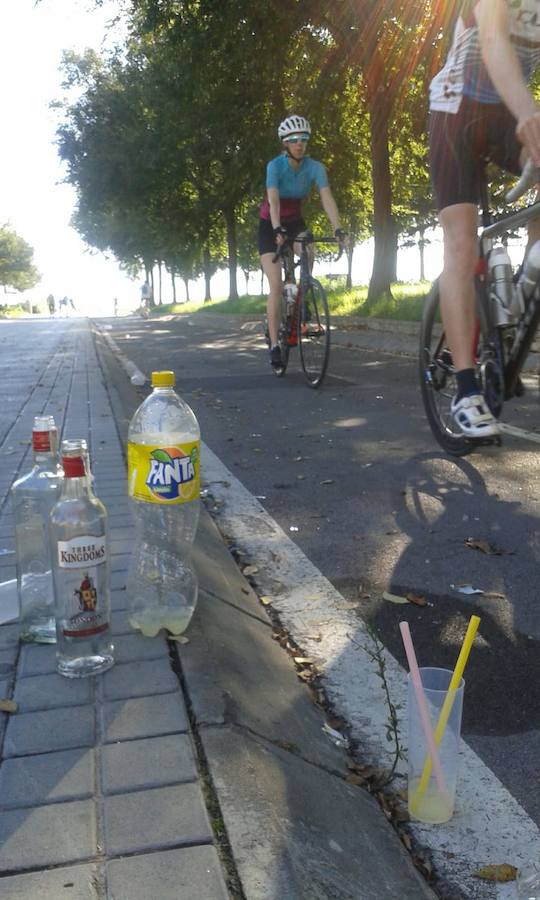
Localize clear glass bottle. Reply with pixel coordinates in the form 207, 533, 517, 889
127, 370, 200, 637
50, 440, 114, 677
11, 415, 63, 643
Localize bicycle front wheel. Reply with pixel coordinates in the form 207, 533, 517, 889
299, 279, 330, 388
419, 279, 495, 456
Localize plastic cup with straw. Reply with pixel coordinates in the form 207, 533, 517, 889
411, 614, 480, 815
400, 621, 447, 798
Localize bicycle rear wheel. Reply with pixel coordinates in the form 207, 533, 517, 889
419, 279, 498, 456
299, 278, 330, 388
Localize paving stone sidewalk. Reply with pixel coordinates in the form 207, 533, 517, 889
0, 317, 438, 900
0, 320, 229, 899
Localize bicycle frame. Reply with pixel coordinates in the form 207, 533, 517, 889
478, 184, 540, 400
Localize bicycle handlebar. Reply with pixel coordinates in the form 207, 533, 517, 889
272, 233, 344, 264
505, 158, 540, 203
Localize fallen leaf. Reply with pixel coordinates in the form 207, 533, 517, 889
260, 596, 272, 606
406, 592, 428, 607
346, 773, 368, 786
0, 699, 17, 713
465, 537, 504, 556
383, 590, 409, 605
320, 479, 335, 485
167, 635, 189, 644
242, 565, 259, 576
472, 864, 517, 883
293, 657, 313, 665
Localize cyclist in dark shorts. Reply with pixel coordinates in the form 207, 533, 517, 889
429, 0, 540, 438
258, 115, 345, 369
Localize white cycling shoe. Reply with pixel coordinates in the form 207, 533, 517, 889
450, 393, 500, 438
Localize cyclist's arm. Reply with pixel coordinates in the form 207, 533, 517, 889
267, 187, 281, 231
476, 0, 540, 165
319, 186, 341, 233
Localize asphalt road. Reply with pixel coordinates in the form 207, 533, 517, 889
102, 311, 540, 831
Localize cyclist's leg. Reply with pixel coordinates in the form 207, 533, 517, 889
260, 252, 282, 349
258, 217, 283, 350
430, 103, 499, 436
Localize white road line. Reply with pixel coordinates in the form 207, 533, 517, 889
202, 441, 540, 900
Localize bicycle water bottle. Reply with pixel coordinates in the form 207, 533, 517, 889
11, 415, 63, 643
127, 370, 201, 637
488, 245, 515, 324
284, 282, 298, 313
517, 239, 540, 310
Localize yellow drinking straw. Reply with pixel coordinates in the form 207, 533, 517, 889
412, 614, 481, 804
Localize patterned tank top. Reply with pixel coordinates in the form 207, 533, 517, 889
430, 0, 540, 113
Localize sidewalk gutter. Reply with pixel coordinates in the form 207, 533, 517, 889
93, 321, 438, 899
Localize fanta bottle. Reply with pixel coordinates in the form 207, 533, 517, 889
127, 371, 201, 637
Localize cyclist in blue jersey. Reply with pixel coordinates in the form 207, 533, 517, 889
429, 0, 540, 438
258, 115, 345, 369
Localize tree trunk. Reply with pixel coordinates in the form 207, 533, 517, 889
171, 272, 176, 304
183, 277, 190, 303
419, 228, 426, 281
365, 63, 397, 305
157, 262, 162, 305
345, 213, 357, 289
223, 205, 238, 301
203, 245, 212, 303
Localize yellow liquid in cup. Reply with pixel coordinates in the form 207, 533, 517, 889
408, 779, 454, 824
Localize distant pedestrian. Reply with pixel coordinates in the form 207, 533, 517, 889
60, 296, 69, 317
69, 298, 76, 312
140, 281, 151, 308
113, 297, 118, 317
47, 294, 55, 316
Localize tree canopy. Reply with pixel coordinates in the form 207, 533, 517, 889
0, 226, 40, 292
55, 0, 453, 302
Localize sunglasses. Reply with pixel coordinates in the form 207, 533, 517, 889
285, 135, 309, 144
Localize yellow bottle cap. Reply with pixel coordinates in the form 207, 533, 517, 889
151, 371, 175, 387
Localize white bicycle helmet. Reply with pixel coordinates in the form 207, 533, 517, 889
278, 115, 311, 140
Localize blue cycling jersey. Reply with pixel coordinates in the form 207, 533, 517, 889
266, 155, 328, 198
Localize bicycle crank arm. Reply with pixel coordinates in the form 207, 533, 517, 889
498, 423, 540, 444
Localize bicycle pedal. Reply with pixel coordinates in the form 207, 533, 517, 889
467, 433, 502, 447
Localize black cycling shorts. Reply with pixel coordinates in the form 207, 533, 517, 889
429, 97, 522, 212
258, 217, 307, 256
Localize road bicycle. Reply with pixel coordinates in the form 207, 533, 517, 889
419, 160, 540, 456
267, 233, 341, 388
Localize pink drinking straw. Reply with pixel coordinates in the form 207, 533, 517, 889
399, 621, 448, 796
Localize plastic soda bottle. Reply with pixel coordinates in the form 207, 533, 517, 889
127, 370, 201, 637
11, 415, 63, 643
50, 440, 114, 677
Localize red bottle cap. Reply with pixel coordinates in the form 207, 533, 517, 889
62, 456, 86, 478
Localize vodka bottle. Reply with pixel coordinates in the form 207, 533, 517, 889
11, 416, 63, 642
127, 370, 200, 637
50, 440, 114, 677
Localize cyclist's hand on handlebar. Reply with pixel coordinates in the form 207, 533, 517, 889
273, 225, 288, 247
334, 227, 347, 259
516, 110, 540, 168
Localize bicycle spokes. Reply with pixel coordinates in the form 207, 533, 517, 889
299, 280, 330, 387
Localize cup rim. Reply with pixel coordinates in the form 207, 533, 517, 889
407, 666, 465, 693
